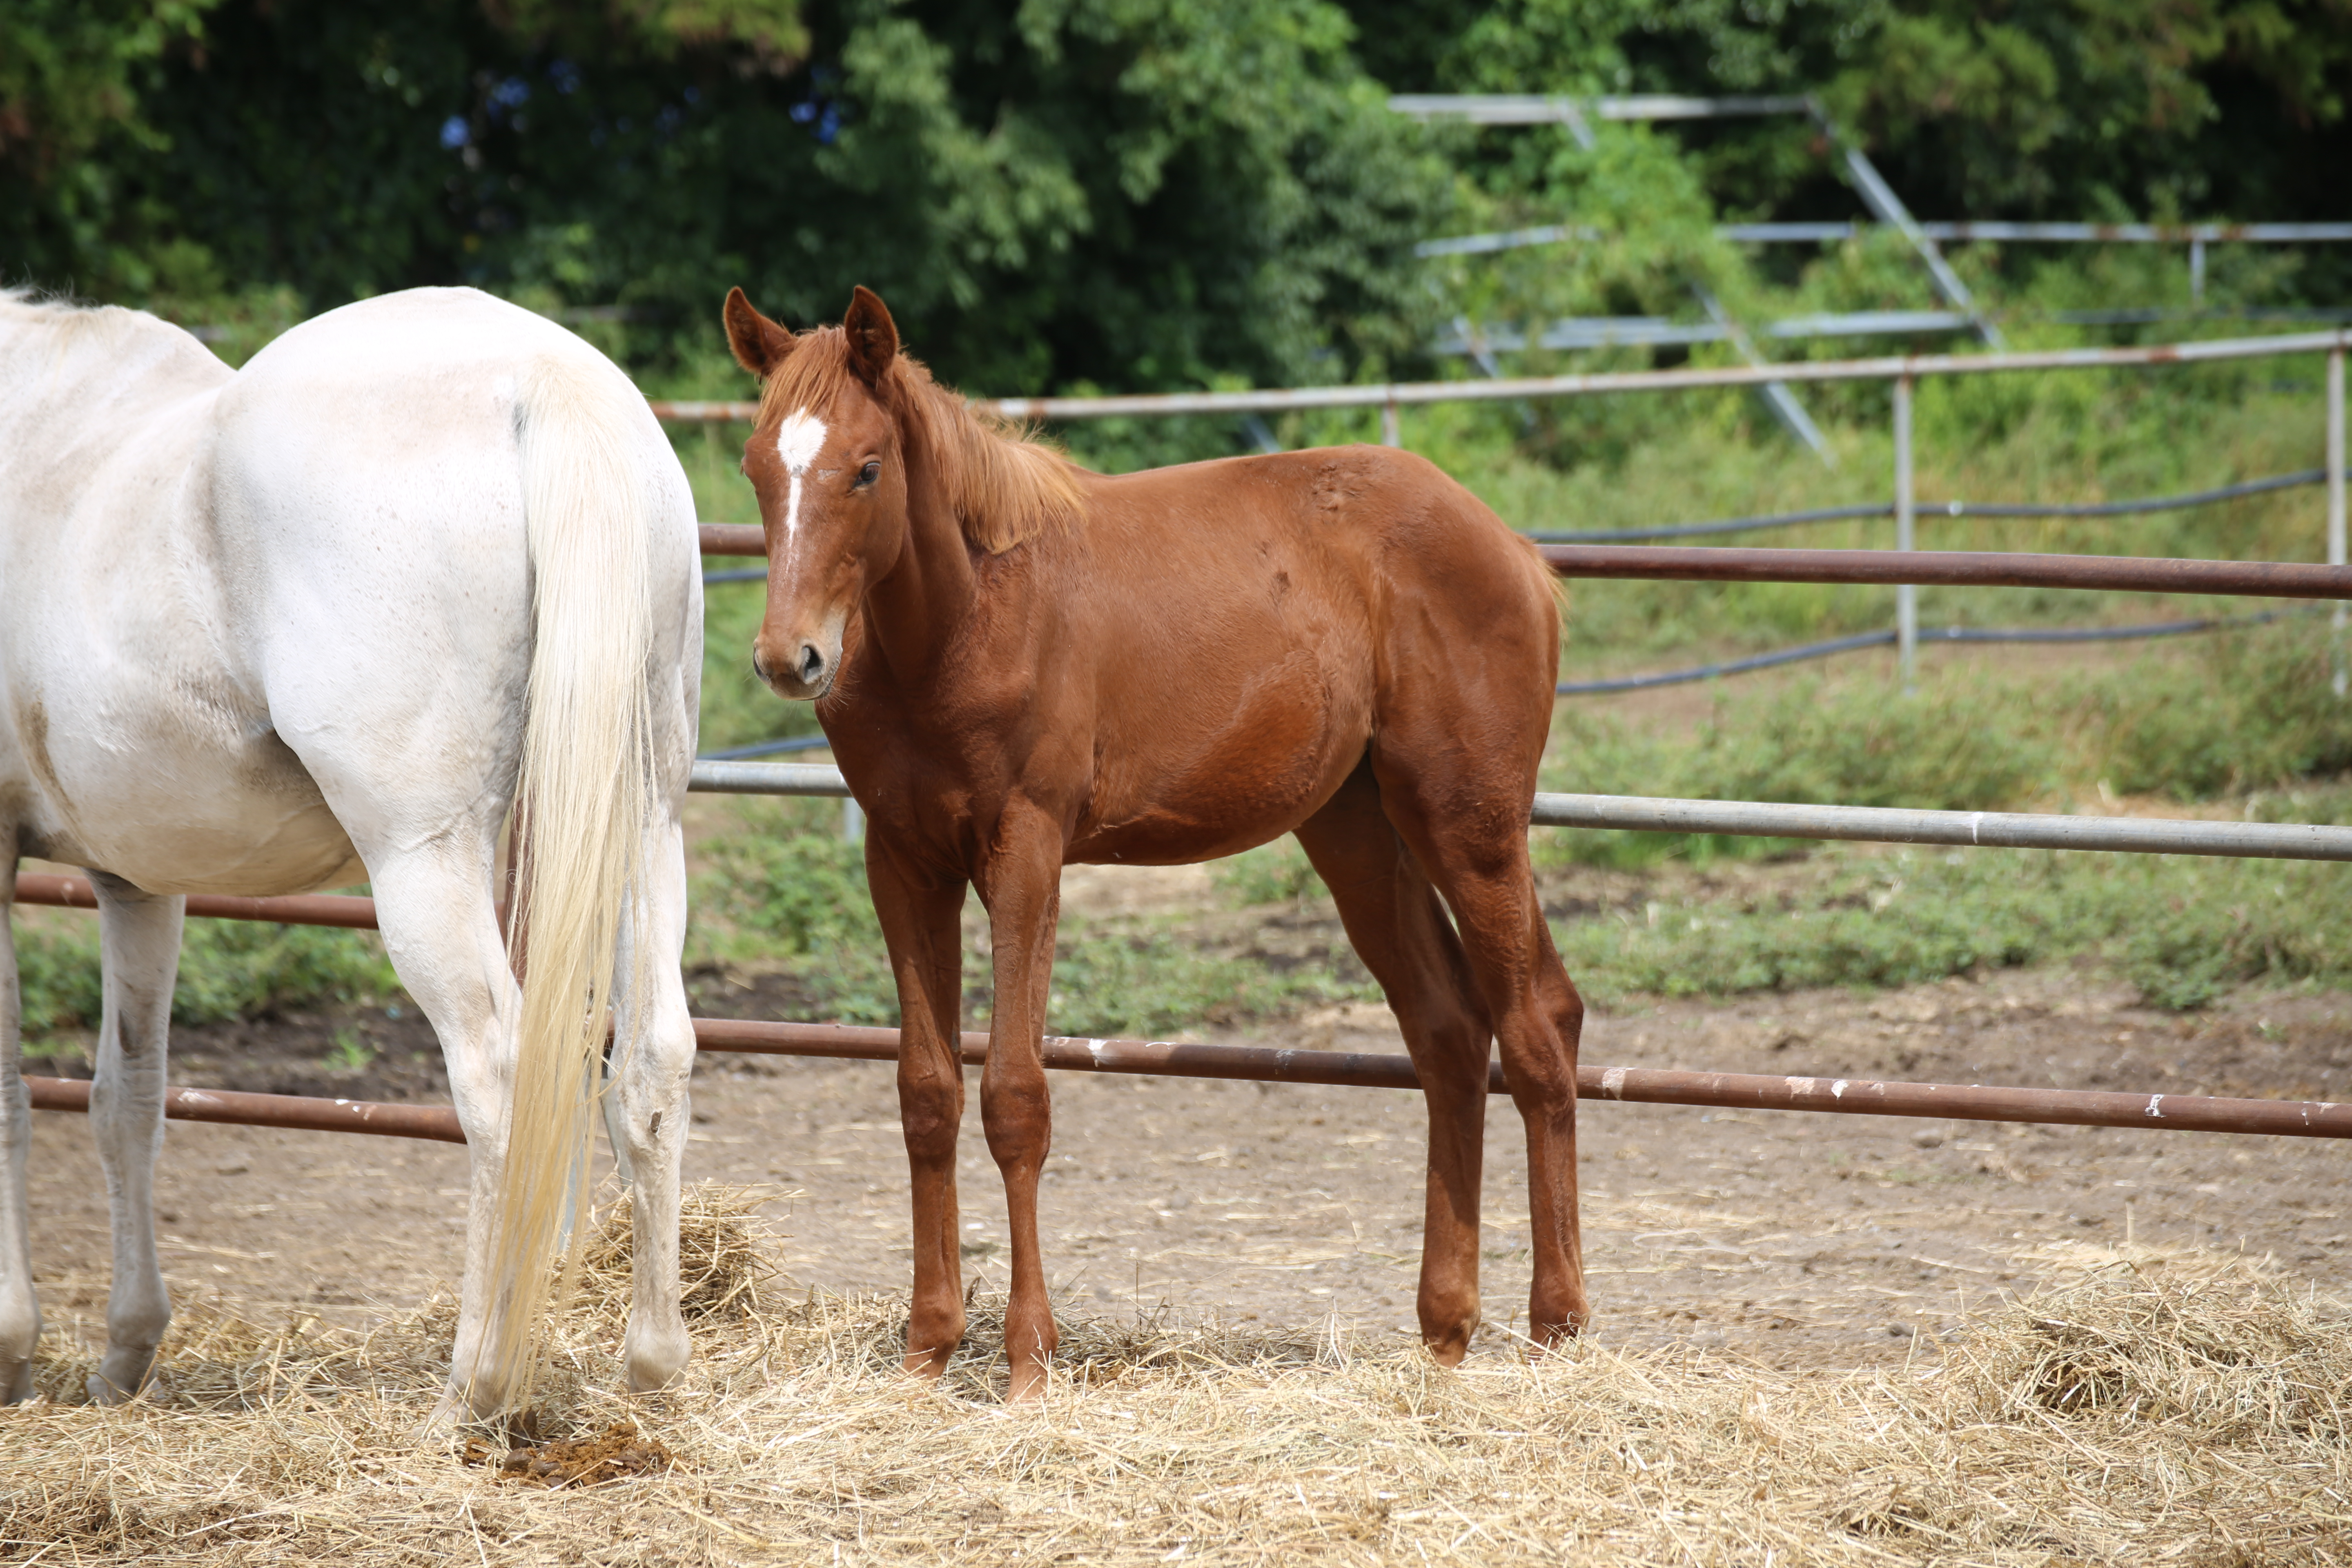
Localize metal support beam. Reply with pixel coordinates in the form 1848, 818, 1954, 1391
1894, 373, 1917, 693
1694, 285, 1833, 465
669, 764, 2352, 863
1810, 104, 2004, 349
2333, 345, 2347, 697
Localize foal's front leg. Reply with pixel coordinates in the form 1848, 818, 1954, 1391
85, 875, 185, 1403
865, 839, 970, 1381
972, 812, 1066, 1401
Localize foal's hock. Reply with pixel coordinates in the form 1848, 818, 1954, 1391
724, 284, 1585, 1399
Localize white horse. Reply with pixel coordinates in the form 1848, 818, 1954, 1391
0, 287, 703, 1418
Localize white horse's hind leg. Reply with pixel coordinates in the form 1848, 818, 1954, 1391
362, 840, 521, 1419
0, 857, 39, 1402
85, 873, 184, 1403
609, 815, 694, 1393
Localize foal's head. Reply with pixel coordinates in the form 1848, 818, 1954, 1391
722, 285, 1081, 701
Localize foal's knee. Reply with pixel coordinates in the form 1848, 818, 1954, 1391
979, 1072, 1050, 1173
898, 1070, 962, 1165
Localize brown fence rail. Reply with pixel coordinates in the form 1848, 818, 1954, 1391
27, 1019, 2350, 1145
699, 521, 2352, 599
26, 1076, 463, 1143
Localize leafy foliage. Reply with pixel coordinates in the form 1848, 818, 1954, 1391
4, 0, 1446, 397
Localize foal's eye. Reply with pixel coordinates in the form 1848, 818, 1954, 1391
856, 461, 882, 488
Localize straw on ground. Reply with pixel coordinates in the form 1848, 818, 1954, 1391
2, 1183, 2345, 1565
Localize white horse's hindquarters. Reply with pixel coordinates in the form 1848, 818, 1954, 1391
210, 289, 703, 832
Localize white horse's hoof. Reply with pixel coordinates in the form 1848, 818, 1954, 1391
624, 1323, 690, 1394
415, 1386, 494, 1444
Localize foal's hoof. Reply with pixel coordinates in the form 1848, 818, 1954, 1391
1005, 1359, 1050, 1405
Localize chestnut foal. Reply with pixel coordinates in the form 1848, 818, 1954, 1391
724, 285, 1586, 1398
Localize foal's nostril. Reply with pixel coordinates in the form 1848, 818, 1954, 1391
796, 644, 826, 686
751, 650, 771, 684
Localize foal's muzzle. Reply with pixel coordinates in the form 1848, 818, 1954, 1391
753, 626, 840, 701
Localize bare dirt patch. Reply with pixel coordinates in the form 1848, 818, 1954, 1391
26, 963, 2347, 1373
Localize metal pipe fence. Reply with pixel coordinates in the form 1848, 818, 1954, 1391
652, 327, 2352, 429
24, 1020, 2352, 1148
699, 520, 2352, 601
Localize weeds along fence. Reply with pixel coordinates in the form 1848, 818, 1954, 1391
18, 329, 2352, 1160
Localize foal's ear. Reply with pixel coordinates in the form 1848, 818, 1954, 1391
843, 285, 899, 388
723, 287, 796, 379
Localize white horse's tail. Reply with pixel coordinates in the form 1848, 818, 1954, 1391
473, 358, 659, 1407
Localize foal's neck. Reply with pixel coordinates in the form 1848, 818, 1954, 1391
860, 414, 979, 687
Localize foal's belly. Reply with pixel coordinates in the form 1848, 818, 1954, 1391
1066, 649, 1367, 865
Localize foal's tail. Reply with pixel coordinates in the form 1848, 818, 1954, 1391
472, 358, 663, 1408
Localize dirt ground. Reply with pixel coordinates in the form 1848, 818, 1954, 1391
22, 899, 2350, 1373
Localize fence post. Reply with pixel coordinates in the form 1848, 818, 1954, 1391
1381, 395, 1401, 448
2332, 344, 2346, 697
1894, 372, 1917, 695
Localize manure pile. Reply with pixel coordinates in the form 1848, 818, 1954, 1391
2, 1184, 2345, 1565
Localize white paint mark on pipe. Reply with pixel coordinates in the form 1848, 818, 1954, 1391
1601, 1067, 1627, 1098
2146, 1095, 2165, 1118
1831, 1079, 1849, 1100
1786, 1077, 1817, 1098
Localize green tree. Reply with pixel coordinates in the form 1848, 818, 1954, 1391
1, 0, 1448, 397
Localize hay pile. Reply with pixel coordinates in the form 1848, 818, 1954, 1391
3, 1185, 2346, 1564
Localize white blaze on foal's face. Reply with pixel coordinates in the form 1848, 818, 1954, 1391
774, 409, 829, 539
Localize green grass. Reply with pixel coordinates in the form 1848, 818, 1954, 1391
16, 917, 398, 1053
690, 799, 1371, 1033
1550, 846, 2352, 1013
1539, 618, 2352, 868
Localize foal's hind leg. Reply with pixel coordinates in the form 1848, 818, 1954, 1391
1374, 771, 1588, 1349
0, 853, 38, 1401
1294, 763, 1495, 1364
85, 874, 187, 1403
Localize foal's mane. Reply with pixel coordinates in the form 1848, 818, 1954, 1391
756, 327, 1085, 554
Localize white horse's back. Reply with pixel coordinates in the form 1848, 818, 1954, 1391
0, 286, 704, 1415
